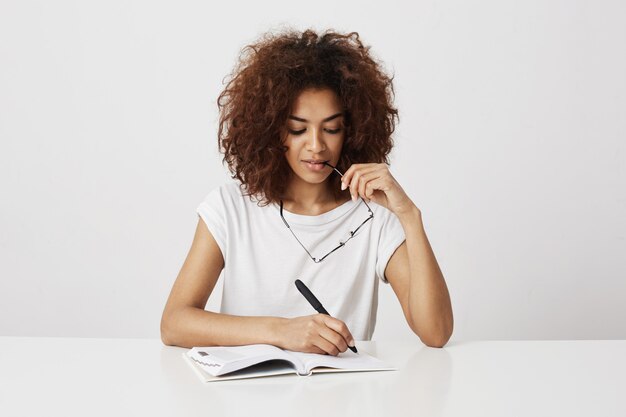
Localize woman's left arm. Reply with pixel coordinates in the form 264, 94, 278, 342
341, 163, 454, 348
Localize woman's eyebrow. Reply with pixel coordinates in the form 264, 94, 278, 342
288, 112, 343, 122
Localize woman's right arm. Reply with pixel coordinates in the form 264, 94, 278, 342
160, 218, 355, 355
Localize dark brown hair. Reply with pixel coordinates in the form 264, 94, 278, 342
217, 27, 399, 206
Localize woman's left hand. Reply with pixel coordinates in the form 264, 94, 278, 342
341, 163, 417, 216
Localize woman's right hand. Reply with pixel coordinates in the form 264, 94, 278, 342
274, 314, 356, 356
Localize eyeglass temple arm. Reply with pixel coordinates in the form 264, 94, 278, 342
323, 161, 344, 178
279, 200, 290, 228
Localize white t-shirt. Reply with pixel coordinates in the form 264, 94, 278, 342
196, 179, 406, 341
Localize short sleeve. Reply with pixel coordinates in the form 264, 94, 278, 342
196, 186, 227, 260
375, 208, 406, 284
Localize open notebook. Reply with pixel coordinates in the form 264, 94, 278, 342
183, 343, 397, 382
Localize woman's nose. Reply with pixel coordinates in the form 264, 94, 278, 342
307, 128, 326, 152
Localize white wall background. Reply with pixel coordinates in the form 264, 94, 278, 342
1, 0, 624, 341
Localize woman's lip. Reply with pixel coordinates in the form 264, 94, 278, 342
302, 161, 329, 172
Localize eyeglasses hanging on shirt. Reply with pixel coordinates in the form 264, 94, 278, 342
279, 162, 374, 263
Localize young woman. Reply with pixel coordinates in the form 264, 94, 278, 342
161, 28, 453, 354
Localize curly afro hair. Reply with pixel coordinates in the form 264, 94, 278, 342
216, 27, 400, 206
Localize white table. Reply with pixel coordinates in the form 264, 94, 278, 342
1, 337, 624, 416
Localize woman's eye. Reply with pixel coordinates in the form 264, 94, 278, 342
288, 128, 342, 135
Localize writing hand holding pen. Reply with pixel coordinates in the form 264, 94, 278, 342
295, 279, 358, 354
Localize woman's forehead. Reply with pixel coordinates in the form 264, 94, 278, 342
290, 89, 343, 121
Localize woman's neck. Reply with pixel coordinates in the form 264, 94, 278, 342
281, 177, 349, 216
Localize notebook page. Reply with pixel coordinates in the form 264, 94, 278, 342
188, 344, 299, 376
183, 353, 299, 382
288, 350, 394, 374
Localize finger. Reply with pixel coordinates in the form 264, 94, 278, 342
321, 316, 355, 348
320, 328, 348, 355
357, 171, 384, 200
348, 166, 379, 201
364, 176, 391, 201
340, 163, 361, 188
352, 167, 381, 201
308, 345, 327, 355
318, 326, 348, 355
313, 333, 341, 356
341, 163, 375, 191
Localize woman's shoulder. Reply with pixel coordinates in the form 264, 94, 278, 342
218, 179, 245, 198
200, 179, 267, 212
201, 179, 243, 200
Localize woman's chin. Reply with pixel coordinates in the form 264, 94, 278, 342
294, 170, 330, 184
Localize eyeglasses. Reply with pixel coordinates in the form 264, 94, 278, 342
279, 162, 374, 263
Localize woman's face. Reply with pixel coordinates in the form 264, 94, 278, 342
281, 87, 345, 185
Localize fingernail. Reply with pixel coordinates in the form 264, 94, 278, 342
341, 182, 347, 190
352, 194, 356, 201
348, 339, 355, 347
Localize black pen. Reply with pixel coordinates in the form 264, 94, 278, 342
294, 279, 358, 353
